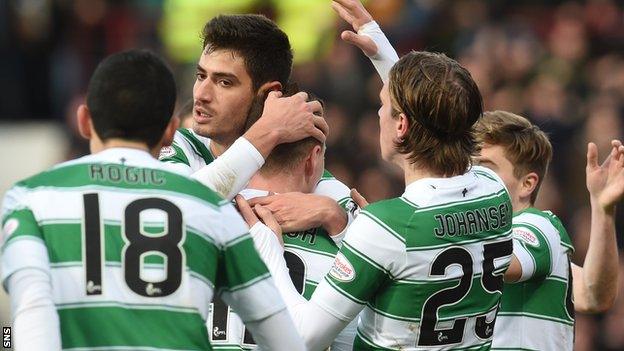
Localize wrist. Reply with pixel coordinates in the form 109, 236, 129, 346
243, 125, 280, 159
590, 196, 616, 216
319, 199, 348, 236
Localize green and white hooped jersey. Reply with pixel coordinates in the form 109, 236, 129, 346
492, 208, 575, 351
312, 166, 514, 350
0, 149, 282, 351
160, 128, 357, 350
206, 184, 357, 351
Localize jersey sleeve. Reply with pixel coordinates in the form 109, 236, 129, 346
310, 211, 403, 321
214, 204, 287, 323
1, 186, 50, 291
510, 224, 552, 282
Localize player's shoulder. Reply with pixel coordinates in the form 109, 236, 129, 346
358, 197, 415, 238
314, 169, 352, 202
513, 208, 573, 251
174, 128, 215, 161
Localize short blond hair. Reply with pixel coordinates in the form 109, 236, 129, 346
474, 111, 552, 204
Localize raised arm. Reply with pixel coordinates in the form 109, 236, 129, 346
573, 140, 623, 313
332, 0, 399, 82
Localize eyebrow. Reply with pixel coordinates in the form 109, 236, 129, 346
196, 65, 240, 83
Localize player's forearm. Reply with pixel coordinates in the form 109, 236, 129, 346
246, 309, 305, 351
359, 21, 399, 83
191, 137, 265, 200
8, 269, 62, 351
577, 199, 619, 312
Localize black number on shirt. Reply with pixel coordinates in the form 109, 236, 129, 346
475, 240, 513, 339
564, 259, 575, 320
418, 239, 512, 346
419, 247, 473, 346
284, 250, 306, 294
82, 194, 184, 297
83, 193, 103, 295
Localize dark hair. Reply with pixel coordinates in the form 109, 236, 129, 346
475, 111, 553, 204
388, 51, 483, 176
201, 14, 293, 90
86, 50, 176, 148
256, 83, 323, 175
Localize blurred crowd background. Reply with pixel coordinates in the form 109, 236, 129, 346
1, 0, 623, 349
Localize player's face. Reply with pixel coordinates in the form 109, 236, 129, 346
378, 84, 398, 163
474, 143, 522, 206
193, 49, 255, 144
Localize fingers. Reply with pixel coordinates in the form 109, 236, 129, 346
587, 142, 599, 170
235, 195, 259, 227
266, 90, 283, 100
350, 188, 369, 208
341, 30, 378, 56
334, 0, 357, 10
291, 91, 309, 102
310, 116, 329, 143
247, 195, 274, 207
255, 204, 283, 238
306, 100, 323, 116
331, 1, 355, 25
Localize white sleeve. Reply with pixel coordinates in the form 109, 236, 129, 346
191, 137, 265, 201
248, 223, 307, 309
249, 223, 359, 350
358, 21, 400, 83
7, 268, 61, 351
245, 309, 305, 351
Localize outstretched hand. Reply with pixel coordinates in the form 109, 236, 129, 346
332, 0, 378, 56
586, 140, 624, 213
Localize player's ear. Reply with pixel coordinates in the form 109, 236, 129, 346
396, 112, 410, 140
520, 172, 539, 201
77, 104, 93, 140
257, 81, 282, 96
161, 117, 180, 147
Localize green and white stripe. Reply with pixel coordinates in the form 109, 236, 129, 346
492, 208, 574, 350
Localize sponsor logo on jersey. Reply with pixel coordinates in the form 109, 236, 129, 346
513, 227, 539, 246
2, 218, 19, 240
159, 146, 176, 159
329, 252, 355, 282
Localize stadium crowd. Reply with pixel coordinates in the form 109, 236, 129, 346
1, 0, 623, 349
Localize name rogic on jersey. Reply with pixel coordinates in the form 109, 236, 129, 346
492, 208, 575, 350
311, 166, 514, 350
0, 149, 283, 351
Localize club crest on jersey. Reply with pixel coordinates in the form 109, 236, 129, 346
513, 227, 539, 247
329, 252, 355, 282
2, 219, 19, 240
159, 146, 176, 160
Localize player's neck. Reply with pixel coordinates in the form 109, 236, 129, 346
513, 198, 532, 213
403, 160, 445, 185
248, 172, 306, 194
92, 138, 156, 157
209, 138, 236, 157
